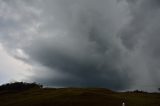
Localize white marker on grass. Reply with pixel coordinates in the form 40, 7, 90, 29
122, 102, 125, 106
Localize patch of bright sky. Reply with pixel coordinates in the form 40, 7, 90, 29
0, 43, 33, 84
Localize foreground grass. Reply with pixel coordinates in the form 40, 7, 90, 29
0, 88, 160, 106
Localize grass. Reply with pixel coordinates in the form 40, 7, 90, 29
0, 88, 160, 106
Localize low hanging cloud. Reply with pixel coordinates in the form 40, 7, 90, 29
0, 0, 160, 91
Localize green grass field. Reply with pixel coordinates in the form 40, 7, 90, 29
0, 88, 160, 106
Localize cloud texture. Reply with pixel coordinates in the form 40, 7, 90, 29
0, 0, 160, 91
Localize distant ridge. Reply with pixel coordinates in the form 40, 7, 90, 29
0, 82, 160, 106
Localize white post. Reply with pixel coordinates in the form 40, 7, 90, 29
122, 102, 125, 106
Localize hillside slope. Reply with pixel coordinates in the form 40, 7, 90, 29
0, 88, 160, 106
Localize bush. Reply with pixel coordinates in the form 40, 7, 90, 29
0, 82, 43, 91
132, 90, 147, 93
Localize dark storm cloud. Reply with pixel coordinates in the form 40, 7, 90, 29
1, 0, 160, 91
26, 38, 131, 89
22, 0, 132, 90
120, 0, 160, 88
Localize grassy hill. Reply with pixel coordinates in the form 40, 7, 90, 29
0, 83, 160, 106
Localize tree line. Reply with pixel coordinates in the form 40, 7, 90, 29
0, 82, 43, 91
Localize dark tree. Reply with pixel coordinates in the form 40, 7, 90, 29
0, 82, 43, 91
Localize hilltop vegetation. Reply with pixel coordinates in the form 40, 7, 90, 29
0, 82, 42, 91
0, 82, 160, 106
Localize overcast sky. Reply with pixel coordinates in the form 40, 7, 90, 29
0, 0, 160, 91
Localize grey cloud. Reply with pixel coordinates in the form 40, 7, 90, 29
1, 0, 160, 91
23, 0, 132, 90
120, 0, 160, 89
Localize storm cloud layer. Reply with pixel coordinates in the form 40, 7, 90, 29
0, 0, 160, 91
